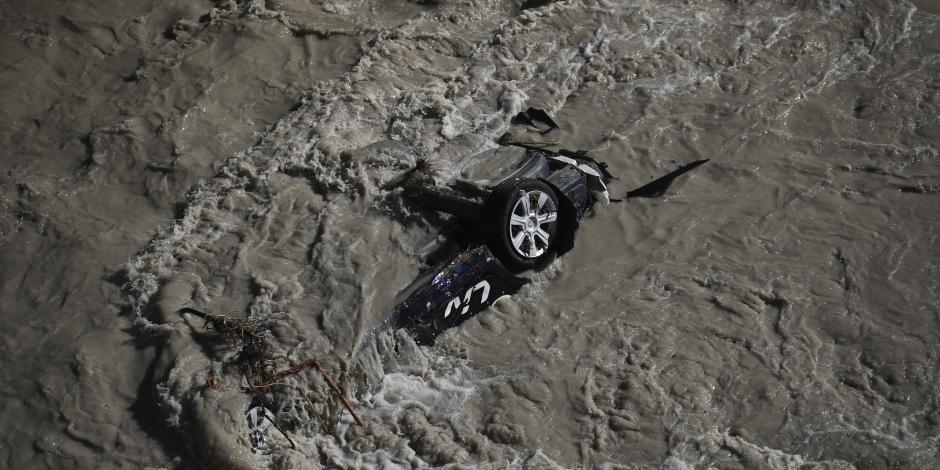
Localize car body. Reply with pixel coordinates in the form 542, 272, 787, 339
387, 138, 707, 343
389, 145, 615, 342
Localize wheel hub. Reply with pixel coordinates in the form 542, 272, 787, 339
526, 217, 536, 231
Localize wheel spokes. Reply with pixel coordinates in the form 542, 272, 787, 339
534, 228, 551, 246
536, 192, 548, 212
510, 213, 527, 226
511, 230, 526, 251
537, 211, 557, 224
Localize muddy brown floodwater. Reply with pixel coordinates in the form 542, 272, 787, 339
1, 0, 938, 469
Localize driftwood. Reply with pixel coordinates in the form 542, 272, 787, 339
246, 357, 365, 427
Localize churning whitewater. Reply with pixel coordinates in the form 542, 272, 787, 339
1, 0, 938, 468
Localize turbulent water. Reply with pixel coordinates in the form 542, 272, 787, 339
2, 0, 939, 468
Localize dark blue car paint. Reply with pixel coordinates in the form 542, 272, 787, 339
389, 245, 527, 343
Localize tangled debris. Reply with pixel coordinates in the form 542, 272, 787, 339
246, 357, 365, 427
177, 307, 364, 452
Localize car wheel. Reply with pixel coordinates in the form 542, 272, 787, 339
484, 178, 560, 273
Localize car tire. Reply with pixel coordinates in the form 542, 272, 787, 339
484, 178, 561, 273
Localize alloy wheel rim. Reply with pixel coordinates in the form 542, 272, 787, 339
508, 190, 558, 258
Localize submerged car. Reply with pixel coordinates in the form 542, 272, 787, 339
177, 130, 707, 452
389, 139, 707, 343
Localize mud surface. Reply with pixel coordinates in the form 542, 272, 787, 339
1, 0, 938, 468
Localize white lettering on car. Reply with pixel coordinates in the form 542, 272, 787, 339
443, 280, 491, 318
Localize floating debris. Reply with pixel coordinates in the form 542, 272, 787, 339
177, 307, 364, 453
